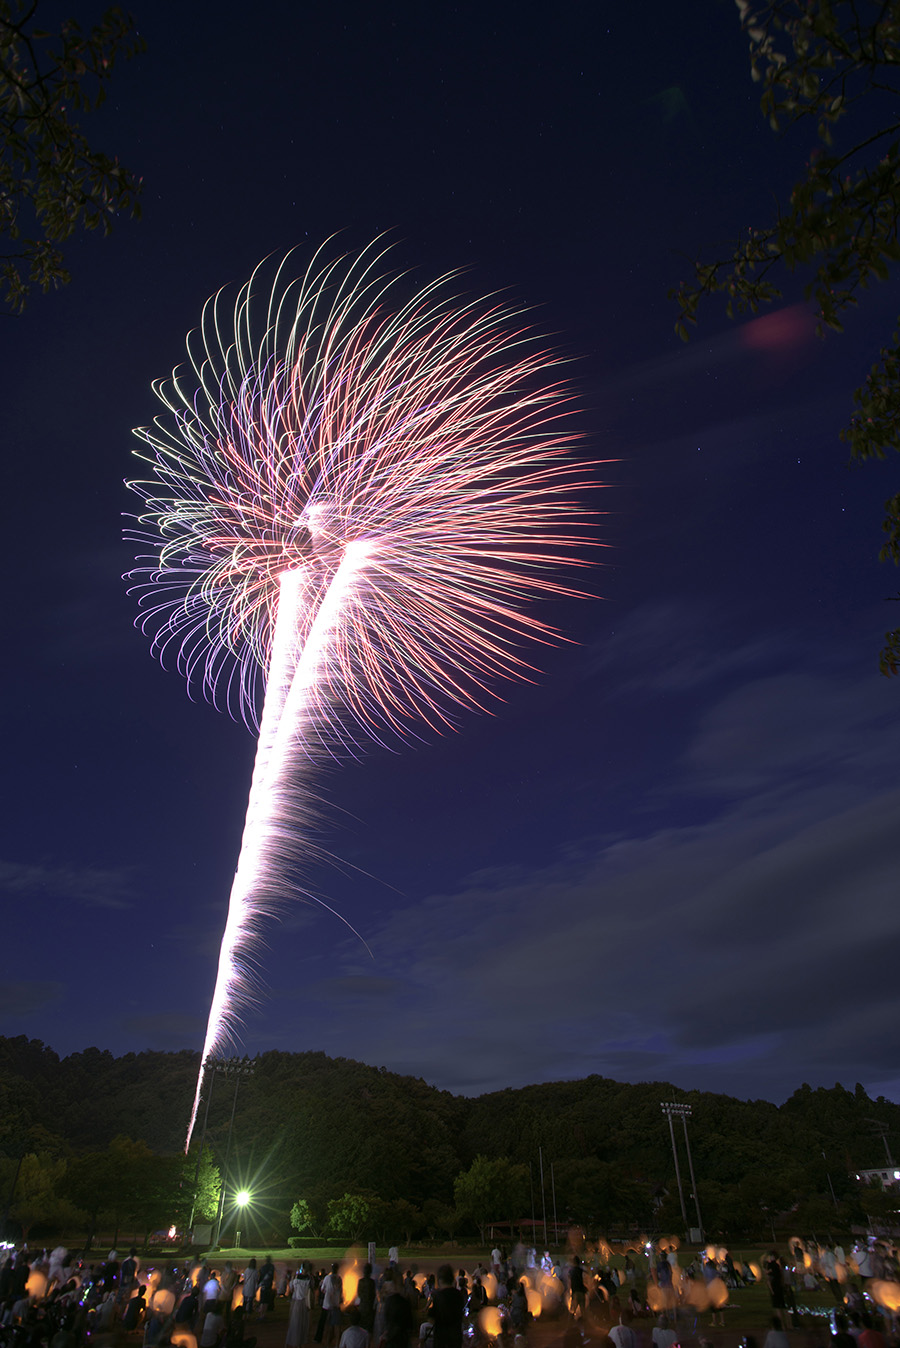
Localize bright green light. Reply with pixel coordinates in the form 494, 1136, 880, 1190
235, 1189, 251, 1206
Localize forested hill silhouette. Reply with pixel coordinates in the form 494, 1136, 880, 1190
3, 1035, 899, 1237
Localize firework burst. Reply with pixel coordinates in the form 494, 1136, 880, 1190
126, 238, 595, 1145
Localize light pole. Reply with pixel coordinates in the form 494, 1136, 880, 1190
212, 1056, 256, 1246
539, 1146, 548, 1249
187, 1063, 218, 1234
660, 1103, 688, 1232
866, 1119, 896, 1167
661, 1101, 703, 1242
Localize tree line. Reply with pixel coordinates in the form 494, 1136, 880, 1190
2, 1036, 899, 1247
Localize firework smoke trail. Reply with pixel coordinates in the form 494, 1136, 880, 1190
185, 545, 374, 1143
126, 239, 596, 1149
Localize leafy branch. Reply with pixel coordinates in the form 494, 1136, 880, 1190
671, 0, 900, 674
0, 0, 144, 311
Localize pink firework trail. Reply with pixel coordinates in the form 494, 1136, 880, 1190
125, 240, 596, 1148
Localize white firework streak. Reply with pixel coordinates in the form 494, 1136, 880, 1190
186, 541, 374, 1148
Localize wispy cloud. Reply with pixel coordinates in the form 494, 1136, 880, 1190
0, 859, 136, 909
123, 1012, 207, 1047
0, 981, 65, 1017
268, 659, 900, 1102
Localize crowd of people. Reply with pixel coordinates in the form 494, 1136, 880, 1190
1, 1237, 900, 1348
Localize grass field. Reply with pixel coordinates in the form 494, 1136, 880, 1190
130, 1242, 845, 1338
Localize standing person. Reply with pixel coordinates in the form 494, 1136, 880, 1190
382, 1274, 413, 1348
242, 1261, 259, 1313
764, 1253, 785, 1311
102, 1253, 120, 1294
321, 1264, 344, 1348
569, 1258, 586, 1320
357, 1265, 376, 1336
510, 1283, 528, 1332
402, 1271, 419, 1308
204, 1271, 222, 1311
429, 1265, 464, 1348
258, 1257, 276, 1322
286, 1265, 311, 1348
219, 1264, 238, 1326
121, 1251, 139, 1293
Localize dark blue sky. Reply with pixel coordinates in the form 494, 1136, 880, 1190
3, 0, 899, 1105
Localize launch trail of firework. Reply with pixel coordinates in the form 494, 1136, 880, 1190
125, 239, 597, 1150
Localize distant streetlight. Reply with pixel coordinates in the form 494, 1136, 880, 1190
233, 1187, 251, 1246
211, 1056, 256, 1246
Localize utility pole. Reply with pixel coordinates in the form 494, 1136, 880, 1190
188, 1061, 218, 1234
822, 1152, 838, 1208
539, 1147, 548, 1249
212, 1057, 255, 1246
660, 1102, 688, 1232
678, 1106, 703, 1241
1, 1154, 24, 1239
550, 1161, 558, 1245
866, 1119, 896, 1168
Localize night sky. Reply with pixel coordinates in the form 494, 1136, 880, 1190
4, 0, 900, 1107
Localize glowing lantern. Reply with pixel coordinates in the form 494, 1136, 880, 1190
25, 1272, 47, 1300
708, 1278, 728, 1309
149, 1289, 176, 1317
684, 1281, 709, 1311
478, 1308, 502, 1337
870, 1281, 900, 1312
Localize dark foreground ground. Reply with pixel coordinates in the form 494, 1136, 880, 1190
222, 1290, 824, 1348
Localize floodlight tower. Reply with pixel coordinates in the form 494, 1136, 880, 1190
660, 1102, 688, 1231
661, 1101, 703, 1241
